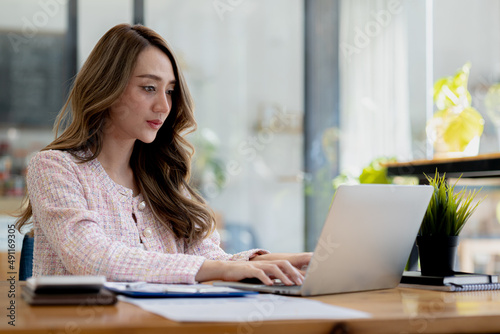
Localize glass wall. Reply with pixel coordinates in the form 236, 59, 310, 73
78, 0, 133, 67
0, 0, 70, 278
303, 0, 429, 249
0, 0, 69, 195
433, 0, 500, 154
1, 0, 500, 268
332, 0, 500, 274
0, 0, 305, 255
338, 0, 428, 175
433, 0, 500, 274
145, 0, 305, 253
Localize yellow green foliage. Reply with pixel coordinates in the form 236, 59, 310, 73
429, 62, 484, 152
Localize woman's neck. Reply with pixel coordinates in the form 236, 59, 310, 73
97, 138, 139, 196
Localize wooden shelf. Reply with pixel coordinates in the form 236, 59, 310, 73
386, 152, 500, 182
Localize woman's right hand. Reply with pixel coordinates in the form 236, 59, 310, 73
195, 259, 304, 286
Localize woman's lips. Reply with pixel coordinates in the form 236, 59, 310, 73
147, 120, 163, 130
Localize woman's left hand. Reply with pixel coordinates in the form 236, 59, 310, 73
250, 252, 313, 274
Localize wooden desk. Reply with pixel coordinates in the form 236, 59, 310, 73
2, 282, 500, 334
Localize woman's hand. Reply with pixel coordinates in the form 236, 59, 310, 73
250, 252, 313, 275
195, 258, 306, 286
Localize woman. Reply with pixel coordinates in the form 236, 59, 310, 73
16, 24, 310, 285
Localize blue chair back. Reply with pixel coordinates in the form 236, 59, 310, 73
19, 234, 34, 281
223, 224, 259, 254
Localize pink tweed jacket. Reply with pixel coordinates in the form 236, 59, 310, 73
27, 149, 268, 283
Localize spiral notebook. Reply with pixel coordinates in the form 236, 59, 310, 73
400, 282, 500, 292
400, 271, 500, 292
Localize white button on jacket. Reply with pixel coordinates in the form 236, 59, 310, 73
142, 228, 152, 238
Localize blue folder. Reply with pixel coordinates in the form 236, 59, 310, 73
104, 282, 258, 298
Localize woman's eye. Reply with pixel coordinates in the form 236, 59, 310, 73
142, 86, 156, 92
166, 89, 175, 95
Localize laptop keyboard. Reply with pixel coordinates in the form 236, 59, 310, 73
239, 278, 300, 287
270, 279, 293, 286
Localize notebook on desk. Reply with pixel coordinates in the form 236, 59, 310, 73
214, 184, 433, 296
400, 271, 500, 292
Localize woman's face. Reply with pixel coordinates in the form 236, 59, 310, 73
107, 46, 176, 144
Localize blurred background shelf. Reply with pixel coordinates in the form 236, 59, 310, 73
386, 153, 500, 183
0, 196, 23, 216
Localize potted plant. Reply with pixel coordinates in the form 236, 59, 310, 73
417, 172, 483, 276
426, 62, 484, 158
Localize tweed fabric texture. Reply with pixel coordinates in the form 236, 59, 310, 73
27, 150, 267, 283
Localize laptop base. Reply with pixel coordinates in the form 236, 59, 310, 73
213, 281, 303, 296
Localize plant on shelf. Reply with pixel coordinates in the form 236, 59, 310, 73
332, 157, 397, 189
190, 128, 226, 199
426, 62, 484, 158
417, 172, 484, 276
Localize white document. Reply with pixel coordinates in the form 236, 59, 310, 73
119, 294, 371, 322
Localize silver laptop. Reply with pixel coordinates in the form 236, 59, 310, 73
214, 184, 433, 296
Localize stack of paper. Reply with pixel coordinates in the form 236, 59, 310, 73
119, 293, 370, 322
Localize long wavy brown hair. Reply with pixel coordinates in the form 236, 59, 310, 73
16, 24, 215, 244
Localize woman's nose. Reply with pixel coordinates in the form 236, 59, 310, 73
154, 94, 171, 113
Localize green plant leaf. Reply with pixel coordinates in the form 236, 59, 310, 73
358, 157, 396, 184
419, 171, 484, 236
